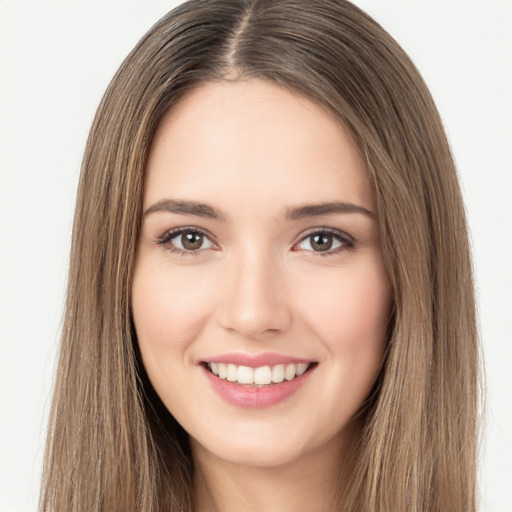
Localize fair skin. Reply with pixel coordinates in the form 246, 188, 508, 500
132, 79, 392, 511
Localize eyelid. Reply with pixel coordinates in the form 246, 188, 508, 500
155, 226, 218, 254
154, 225, 354, 256
292, 227, 355, 253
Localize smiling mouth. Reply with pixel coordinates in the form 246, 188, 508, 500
203, 362, 316, 387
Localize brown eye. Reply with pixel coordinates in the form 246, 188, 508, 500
310, 234, 333, 252
181, 232, 204, 250
294, 230, 351, 254
161, 229, 215, 253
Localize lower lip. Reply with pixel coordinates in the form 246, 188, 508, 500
201, 365, 314, 409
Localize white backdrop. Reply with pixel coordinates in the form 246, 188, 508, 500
1, 1, 511, 511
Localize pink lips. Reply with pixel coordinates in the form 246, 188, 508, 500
205, 352, 311, 367
200, 352, 315, 409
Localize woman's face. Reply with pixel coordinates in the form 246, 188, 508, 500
132, 79, 392, 469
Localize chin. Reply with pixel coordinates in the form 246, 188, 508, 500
188, 416, 347, 471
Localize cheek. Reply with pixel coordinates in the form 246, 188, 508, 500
131, 260, 219, 421
295, 256, 392, 361
131, 261, 215, 358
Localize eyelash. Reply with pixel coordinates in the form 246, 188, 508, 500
293, 227, 355, 256
155, 226, 217, 257
155, 226, 355, 256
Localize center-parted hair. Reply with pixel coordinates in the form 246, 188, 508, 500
40, 1, 479, 511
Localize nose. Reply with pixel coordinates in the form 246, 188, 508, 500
216, 251, 292, 339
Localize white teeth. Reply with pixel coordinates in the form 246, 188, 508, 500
237, 365, 254, 384
226, 364, 238, 382
296, 363, 308, 376
271, 364, 285, 383
207, 362, 311, 386
254, 366, 272, 385
284, 363, 296, 381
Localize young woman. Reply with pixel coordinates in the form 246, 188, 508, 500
40, 1, 479, 510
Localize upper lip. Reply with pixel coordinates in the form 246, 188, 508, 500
201, 352, 314, 367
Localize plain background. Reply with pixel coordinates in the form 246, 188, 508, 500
1, 1, 511, 511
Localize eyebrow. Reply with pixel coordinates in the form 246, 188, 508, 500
285, 201, 375, 221
144, 199, 227, 220
144, 198, 374, 222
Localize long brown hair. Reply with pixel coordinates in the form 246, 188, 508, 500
40, 1, 479, 510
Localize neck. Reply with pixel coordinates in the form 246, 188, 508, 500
192, 425, 358, 512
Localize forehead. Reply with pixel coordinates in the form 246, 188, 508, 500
144, 79, 374, 212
